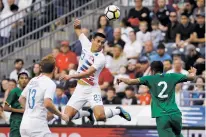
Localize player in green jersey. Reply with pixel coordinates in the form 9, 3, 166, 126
4, 72, 29, 137
117, 61, 197, 137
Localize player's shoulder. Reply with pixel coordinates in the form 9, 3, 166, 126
10, 87, 21, 94
94, 52, 106, 61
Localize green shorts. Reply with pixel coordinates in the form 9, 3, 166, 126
156, 113, 183, 137
10, 119, 21, 137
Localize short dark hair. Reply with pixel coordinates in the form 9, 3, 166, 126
151, 61, 164, 73
164, 59, 172, 64
9, 79, 17, 85
18, 72, 29, 80
40, 55, 55, 73
107, 87, 116, 93
10, 4, 19, 11
125, 86, 134, 92
121, 17, 131, 27
93, 32, 106, 39
14, 59, 24, 65
157, 43, 165, 49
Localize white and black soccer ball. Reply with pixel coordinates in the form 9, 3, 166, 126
104, 5, 120, 21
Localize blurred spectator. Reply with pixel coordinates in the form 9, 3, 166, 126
99, 68, 113, 91
136, 21, 151, 46
127, 59, 137, 79
122, 86, 138, 105
0, 105, 7, 124
3, 79, 17, 104
165, 11, 180, 43
185, 44, 202, 70
120, 18, 134, 43
141, 41, 156, 60
150, 43, 172, 62
66, 80, 77, 99
163, 60, 172, 72
193, 0, 205, 19
151, 20, 164, 48
97, 15, 113, 43
0, 79, 9, 98
136, 85, 151, 105
70, 28, 90, 57
191, 13, 205, 47
191, 77, 205, 105
175, 83, 182, 106
128, 0, 151, 29
193, 57, 205, 75
183, 0, 196, 19
136, 56, 151, 77
53, 85, 69, 106
201, 70, 205, 78
9, 59, 30, 81
31, 63, 41, 78
114, 66, 129, 98
0, 0, 3, 12
176, 12, 195, 48
108, 28, 125, 49
123, 31, 142, 60
0, 4, 23, 47
108, 44, 128, 75
155, 0, 175, 26
56, 40, 78, 72
104, 87, 121, 105
52, 47, 60, 58
171, 50, 184, 61
167, 59, 188, 75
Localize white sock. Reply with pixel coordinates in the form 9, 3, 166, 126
72, 110, 90, 120
104, 108, 120, 119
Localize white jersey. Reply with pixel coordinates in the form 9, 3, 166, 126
21, 74, 56, 122
77, 33, 105, 86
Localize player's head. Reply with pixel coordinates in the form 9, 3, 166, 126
91, 32, 106, 52
8, 79, 17, 90
40, 55, 56, 76
150, 61, 164, 75
18, 72, 29, 89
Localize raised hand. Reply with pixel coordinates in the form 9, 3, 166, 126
73, 19, 81, 29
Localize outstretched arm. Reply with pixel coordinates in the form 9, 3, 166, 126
74, 19, 82, 37
117, 78, 140, 85
187, 67, 197, 81
61, 66, 96, 81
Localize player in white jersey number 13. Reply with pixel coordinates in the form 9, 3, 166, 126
60, 19, 131, 124
18, 55, 68, 137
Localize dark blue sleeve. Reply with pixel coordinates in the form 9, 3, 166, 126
105, 26, 114, 43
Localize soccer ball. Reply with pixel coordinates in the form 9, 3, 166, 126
104, 5, 120, 21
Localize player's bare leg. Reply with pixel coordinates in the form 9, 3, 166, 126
64, 106, 90, 122
93, 105, 131, 122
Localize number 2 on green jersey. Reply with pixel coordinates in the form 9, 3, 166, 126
158, 81, 168, 99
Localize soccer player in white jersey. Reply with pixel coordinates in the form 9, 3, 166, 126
61, 19, 131, 124
18, 55, 68, 137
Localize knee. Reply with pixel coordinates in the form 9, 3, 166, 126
94, 112, 106, 121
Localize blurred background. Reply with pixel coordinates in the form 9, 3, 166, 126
0, 0, 205, 137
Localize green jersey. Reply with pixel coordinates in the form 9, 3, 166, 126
139, 73, 187, 118
5, 87, 23, 120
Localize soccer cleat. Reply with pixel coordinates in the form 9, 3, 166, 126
116, 106, 131, 121
87, 108, 95, 125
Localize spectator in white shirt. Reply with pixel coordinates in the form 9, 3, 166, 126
136, 21, 151, 46
120, 18, 134, 43
167, 59, 188, 75
9, 59, 30, 81
108, 44, 128, 75
0, 4, 22, 46
124, 31, 142, 60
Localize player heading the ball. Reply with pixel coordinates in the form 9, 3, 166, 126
60, 19, 131, 124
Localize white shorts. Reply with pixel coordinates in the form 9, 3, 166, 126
67, 84, 103, 110
20, 118, 52, 137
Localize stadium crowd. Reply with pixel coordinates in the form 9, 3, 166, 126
0, 0, 205, 124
